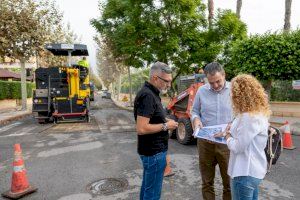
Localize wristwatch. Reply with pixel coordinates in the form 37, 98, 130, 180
162, 123, 168, 131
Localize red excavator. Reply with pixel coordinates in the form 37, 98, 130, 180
166, 74, 206, 144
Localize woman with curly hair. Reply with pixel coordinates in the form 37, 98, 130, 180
215, 74, 271, 200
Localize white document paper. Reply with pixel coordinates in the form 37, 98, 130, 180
194, 124, 228, 144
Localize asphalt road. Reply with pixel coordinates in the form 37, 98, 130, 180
0, 95, 299, 200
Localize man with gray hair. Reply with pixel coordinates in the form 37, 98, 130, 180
191, 62, 233, 200
134, 61, 178, 200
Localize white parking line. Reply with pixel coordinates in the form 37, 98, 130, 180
0, 125, 37, 137
0, 121, 23, 132
0, 132, 35, 137
37, 141, 104, 158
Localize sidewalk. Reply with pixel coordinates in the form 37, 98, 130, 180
111, 96, 134, 111
0, 98, 33, 126
0, 107, 32, 126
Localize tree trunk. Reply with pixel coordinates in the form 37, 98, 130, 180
36, 51, 39, 68
127, 66, 133, 107
236, 0, 242, 19
98, 77, 106, 90
170, 69, 182, 97
111, 82, 115, 98
208, 0, 214, 28
117, 75, 122, 101
262, 80, 273, 98
109, 83, 113, 94
284, 0, 292, 31
20, 59, 27, 110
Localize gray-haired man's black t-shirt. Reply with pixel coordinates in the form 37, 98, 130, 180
134, 81, 168, 156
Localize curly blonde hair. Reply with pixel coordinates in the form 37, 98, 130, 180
231, 74, 271, 117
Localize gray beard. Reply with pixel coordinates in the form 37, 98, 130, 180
160, 89, 168, 95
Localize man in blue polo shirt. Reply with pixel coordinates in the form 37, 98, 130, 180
134, 61, 178, 200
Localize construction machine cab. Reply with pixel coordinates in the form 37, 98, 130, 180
166, 74, 206, 144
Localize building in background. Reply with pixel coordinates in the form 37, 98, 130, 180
0, 57, 35, 82
0, 69, 33, 82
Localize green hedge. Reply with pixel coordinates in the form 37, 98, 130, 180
0, 80, 34, 100
226, 30, 300, 81
270, 80, 300, 101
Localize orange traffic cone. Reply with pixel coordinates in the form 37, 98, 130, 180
282, 121, 296, 150
164, 155, 175, 177
2, 144, 37, 199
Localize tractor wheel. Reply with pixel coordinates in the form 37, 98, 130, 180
176, 118, 194, 145
166, 114, 177, 139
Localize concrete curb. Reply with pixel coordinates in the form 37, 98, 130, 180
0, 111, 32, 126
111, 97, 133, 111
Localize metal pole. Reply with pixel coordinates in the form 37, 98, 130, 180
68, 50, 72, 67
20, 59, 27, 110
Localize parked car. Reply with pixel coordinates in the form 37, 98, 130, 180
101, 90, 111, 99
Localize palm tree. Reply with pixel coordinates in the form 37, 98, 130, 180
236, 0, 242, 19
208, 0, 214, 28
284, 0, 292, 31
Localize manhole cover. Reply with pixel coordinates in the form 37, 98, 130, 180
87, 178, 128, 196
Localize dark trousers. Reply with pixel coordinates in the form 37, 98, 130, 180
197, 139, 231, 200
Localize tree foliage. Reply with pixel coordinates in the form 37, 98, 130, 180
38, 23, 81, 67
1, 0, 53, 60
90, 73, 102, 90
0, 0, 79, 107
0, 0, 79, 66
226, 30, 300, 81
0, 80, 34, 100
271, 80, 300, 101
121, 68, 150, 94
95, 36, 126, 89
91, 0, 247, 76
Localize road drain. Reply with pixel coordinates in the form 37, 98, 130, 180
87, 178, 128, 196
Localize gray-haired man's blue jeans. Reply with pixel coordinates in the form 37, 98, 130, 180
139, 151, 167, 200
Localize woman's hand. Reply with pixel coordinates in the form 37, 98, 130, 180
214, 123, 231, 138
213, 132, 224, 138
225, 132, 232, 140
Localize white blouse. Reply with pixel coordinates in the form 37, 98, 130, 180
227, 113, 269, 179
